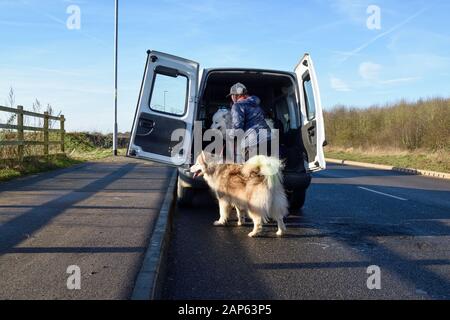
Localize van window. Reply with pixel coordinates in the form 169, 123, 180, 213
149, 73, 188, 116
303, 74, 316, 120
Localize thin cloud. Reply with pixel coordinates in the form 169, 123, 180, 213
331, 0, 370, 24
338, 7, 429, 62
330, 76, 351, 92
357, 62, 420, 85
278, 19, 348, 46
359, 62, 382, 81
0, 19, 55, 27
380, 77, 421, 85
18, 0, 107, 46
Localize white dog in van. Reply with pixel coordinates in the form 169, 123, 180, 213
210, 107, 275, 136
210, 108, 232, 137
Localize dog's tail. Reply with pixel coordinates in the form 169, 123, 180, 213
244, 156, 288, 221
244, 155, 284, 188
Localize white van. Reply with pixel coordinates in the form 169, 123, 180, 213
127, 50, 326, 212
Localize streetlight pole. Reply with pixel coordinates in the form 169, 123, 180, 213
164, 90, 168, 111
113, 0, 119, 156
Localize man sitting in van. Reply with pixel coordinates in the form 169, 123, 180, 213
226, 83, 275, 162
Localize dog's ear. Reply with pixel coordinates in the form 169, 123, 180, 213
199, 151, 207, 167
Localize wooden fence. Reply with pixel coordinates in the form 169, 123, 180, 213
0, 105, 65, 160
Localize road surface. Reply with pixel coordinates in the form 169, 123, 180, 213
163, 163, 450, 300
0, 157, 173, 300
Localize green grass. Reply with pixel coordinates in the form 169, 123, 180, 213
0, 131, 129, 182
0, 168, 21, 181
0, 148, 127, 182
325, 147, 450, 173
68, 147, 127, 161
0, 154, 82, 182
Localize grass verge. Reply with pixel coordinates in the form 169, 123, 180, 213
68, 148, 127, 161
325, 147, 450, 173
0, 149, 127, 183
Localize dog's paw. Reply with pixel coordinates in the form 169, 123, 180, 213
248, 231, 260, 237
214, 220, 226, 226
276, 230, 284, 237
237, 221, 244, 227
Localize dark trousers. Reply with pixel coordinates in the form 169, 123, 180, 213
243, 139, 277, 162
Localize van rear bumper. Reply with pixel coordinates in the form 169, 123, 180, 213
178, 167, 209, 189
283, 171, 312, 190
177, 167, 312, 191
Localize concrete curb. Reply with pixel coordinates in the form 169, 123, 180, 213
326, 158, 450, 180
131, 169, 178, 300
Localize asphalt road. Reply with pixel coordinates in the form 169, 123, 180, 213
0, 157, 173, 300
163, 164, 450, 300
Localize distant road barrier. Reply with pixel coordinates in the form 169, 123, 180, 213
326, 158, 450, 180
0, 105, 65, 160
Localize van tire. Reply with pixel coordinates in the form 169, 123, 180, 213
287, 188, 306, 214
177, 178, 195, 207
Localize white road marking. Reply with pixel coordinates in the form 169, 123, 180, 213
358, 186, 408, 201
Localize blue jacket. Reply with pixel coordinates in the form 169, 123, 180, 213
230, 96, 271, 146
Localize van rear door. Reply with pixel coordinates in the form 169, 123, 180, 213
294, 54, 326, 172
128, 51, 199, 166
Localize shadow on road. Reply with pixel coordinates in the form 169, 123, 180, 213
0, 163, 137, 254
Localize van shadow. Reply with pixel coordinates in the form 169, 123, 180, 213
163, 189, 278, 300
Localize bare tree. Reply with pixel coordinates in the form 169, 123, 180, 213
6, 87, 16, 126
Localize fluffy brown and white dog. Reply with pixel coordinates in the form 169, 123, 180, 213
190, 152, 288, 237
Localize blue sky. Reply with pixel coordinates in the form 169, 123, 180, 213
0, 0, 449, 132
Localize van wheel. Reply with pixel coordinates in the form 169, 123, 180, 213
177, 178, 195, 207
287, 188, 306, 215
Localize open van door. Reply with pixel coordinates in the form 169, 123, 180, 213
128, 51, 199, 166
295, 54, 326, 172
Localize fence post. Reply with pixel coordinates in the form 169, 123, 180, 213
60, 115, 65, 154
44, 112, 49, 156
17, 105, 24, 161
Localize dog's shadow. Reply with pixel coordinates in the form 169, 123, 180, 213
217, 217, 315, 239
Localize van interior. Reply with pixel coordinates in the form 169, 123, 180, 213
197, 71, 306, 171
